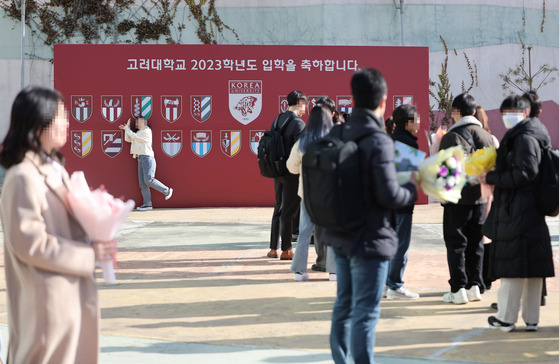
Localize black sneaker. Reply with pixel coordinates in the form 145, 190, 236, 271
311, 264, 326, 272
525, 323, 538, 332
488, 316, 515, 332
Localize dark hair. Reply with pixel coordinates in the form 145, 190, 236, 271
341, 111, 351, 122
351, 68, 387, 110
452, 93, 477, 117
287, 90, 308, 106
384, 116, 395, 134
473, 106, 491, 133
316, 97, 335, 113
500, 95, 531, 113
0, 87, 64, 169
298, 106, 333, 153
332, 111, 346, 125
392, 104, 417, 130
522, 90, 542, 117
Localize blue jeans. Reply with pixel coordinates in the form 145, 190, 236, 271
291, 200, 336, 273
330, 247, 389, 364
387, 213, 412, 290
138, 155, 170, 206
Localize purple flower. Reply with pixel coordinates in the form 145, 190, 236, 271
438, 165, 449, 177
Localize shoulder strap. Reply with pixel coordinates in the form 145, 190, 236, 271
274, 113, 295, 132
333, 124, 376, 143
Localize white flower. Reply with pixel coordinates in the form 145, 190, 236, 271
436, 177, 446, 188
447, 176, 456, 188
446, 156, 457, 169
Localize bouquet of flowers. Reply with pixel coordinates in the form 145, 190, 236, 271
67, 171, 135, 283
418, 146, 466, 203
464, 146, 497, 176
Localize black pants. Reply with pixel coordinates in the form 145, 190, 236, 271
270, 174, 300, 251
443, 203, 486, 293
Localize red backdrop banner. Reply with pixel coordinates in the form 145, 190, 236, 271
54, 44, 429, 207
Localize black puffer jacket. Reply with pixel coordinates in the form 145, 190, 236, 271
322, 108, 417, 259
482, 117, 554, 279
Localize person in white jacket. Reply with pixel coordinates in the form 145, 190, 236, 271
119, 117, 173, 210
286, 106, 335, 281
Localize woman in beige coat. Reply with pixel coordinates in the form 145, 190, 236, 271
0, 87, 114, 364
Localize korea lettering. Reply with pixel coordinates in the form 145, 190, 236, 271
229, 80, 262, 125
101, 130, 123, 158
162, 130, 183, 158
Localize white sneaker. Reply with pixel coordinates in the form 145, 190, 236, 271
443, 288, 469, 304
329, 273, 337, 281
387, 287, 420, 300
467, 285, 482, 302
294, 272, 309, 282
165, 188, 173, 200
136, 205, 153, 211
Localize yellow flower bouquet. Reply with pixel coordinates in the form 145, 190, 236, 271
464, 146, 497, 176
417, 146, 466, 203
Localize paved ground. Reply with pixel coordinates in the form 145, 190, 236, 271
0, 203, 558, 363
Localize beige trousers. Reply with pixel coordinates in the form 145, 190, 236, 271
496, 278, 542, 325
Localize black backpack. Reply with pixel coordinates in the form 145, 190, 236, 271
535, 146, 559, 216
257, 114, 294, 178
302, 124, 375, 232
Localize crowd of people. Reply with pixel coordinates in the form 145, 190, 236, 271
0, 68, 555, 363
264, 74, 554, 362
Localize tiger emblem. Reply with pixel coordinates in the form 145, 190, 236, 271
234, 96, 258, 117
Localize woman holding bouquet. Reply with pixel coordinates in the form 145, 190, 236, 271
482, 95, 554, 332
0, 87, 114, 363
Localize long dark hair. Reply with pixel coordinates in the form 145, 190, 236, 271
298, 106, 333, 153
0, 87, 64, 169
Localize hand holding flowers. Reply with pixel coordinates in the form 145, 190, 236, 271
417, 146, 466, 203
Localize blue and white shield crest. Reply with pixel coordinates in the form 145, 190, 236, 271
191, 130, 212, 158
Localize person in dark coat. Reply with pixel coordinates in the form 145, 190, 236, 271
267, 90, 307, 260
439, 93, 495, 305
385, 104, 421, 300
325, 68, 417, 364
482, 95, 555, 332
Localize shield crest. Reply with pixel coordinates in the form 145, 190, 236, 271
161, 96, 182, 123
71, 130, 92, 158
228, 80, 262, 125
278, 95, 288, 113
307, 95, 328, 115
131, 95, 152, 119
250, 130, 265, 155
162, 130, 182, 158
71, 95, 92, 122
191, 130, 212, 158
393, 95, 413, 109
191, 95, 212, 123
101, 96, 123, 123
101, 130, 122, 158
336, 95, 354, 113
220, 130, 241, 158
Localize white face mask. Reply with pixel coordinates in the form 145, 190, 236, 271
502, 113, 524, 129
